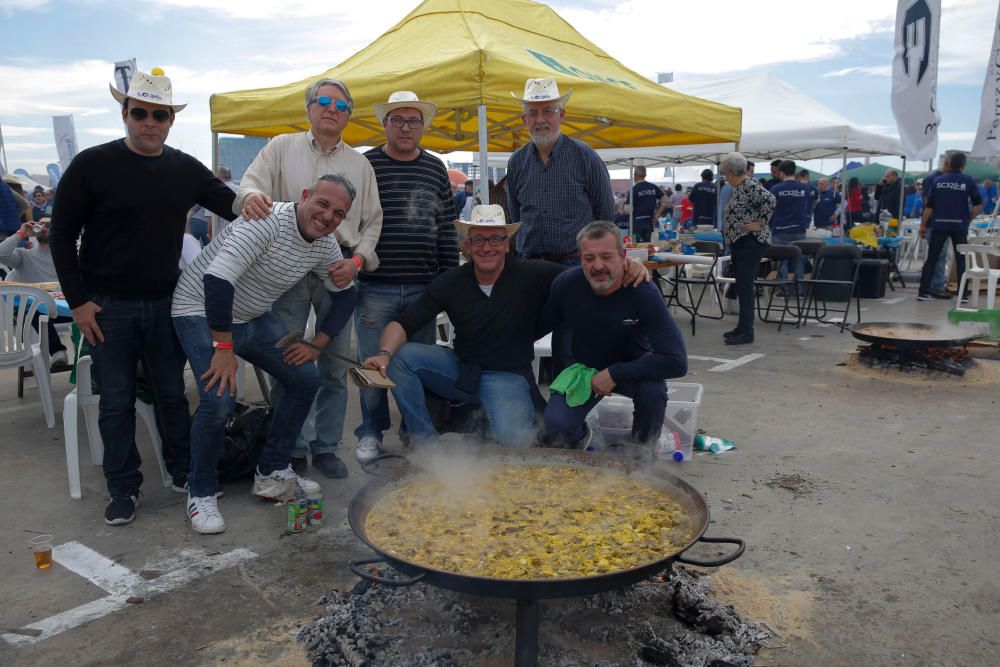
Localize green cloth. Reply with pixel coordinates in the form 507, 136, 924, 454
549, 363, 598, 407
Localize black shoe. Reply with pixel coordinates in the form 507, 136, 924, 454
932, 292, 952, 300
725, 332, 754, 345
290, 456, 308, 476
312, 452, 348, 479
105, 492, 140, 526
723, 328, 741, 339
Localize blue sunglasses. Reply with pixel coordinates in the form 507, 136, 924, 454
315, 96, 350, 112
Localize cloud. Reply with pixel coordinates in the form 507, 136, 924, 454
4, 141, 57, 152
823, 66, 892, 78
0, 0, 47, 10
0, 124, 48, 137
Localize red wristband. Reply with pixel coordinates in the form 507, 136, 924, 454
352, 255, 363, 270
212, 341, 235, 350
17, 230, 27, 239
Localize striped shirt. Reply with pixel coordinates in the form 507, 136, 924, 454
505, 134, 614, 255
361, 146, 458, 284
171, 202, 348, 322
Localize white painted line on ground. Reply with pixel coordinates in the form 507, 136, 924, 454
708, 353, 765, 372
1, 543, 257, 647
688, 354, 732, 364
798, 337, 812, 341
51, 541, 146, 595
880, 297, 906, 305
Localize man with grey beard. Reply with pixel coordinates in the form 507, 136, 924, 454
539, 222, 687, 452
505, 77, 614, 373
505, 77, 614, 263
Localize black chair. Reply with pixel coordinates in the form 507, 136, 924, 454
791, 239, 825, 280
755, 244, 801, 331
797, 244, 862, 333
665, 241, 724, 335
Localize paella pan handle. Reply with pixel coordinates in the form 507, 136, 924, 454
349, 556, 426, 586
676, 536, 746, 567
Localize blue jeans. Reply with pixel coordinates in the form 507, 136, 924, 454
633, 217, 653, 243
771, 229, 807, 290
270, 273, 351, 458
929, 230, 950, 294
173, 313, 320, 497
89, 295, 191, 497
544, 380, 667, 446
386, 342, 536, 446
353, 281, 435, 442
188, 218, 209, 246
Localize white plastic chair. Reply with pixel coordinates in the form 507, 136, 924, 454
956, 244, 1000, 311
0, 284, 56, 427
62, 355, 171, 499
532, 333, 552, 382
897, 220, 924, 270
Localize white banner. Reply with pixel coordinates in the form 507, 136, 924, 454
891, 0, 941, 160
970, 6, 1000, 159
52, 115, 78, 173
113, 58, 136, 93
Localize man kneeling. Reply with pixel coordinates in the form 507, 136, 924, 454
541, 221, 688, 454
171, 174, 358, 534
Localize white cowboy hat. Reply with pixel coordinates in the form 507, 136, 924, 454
510, 77, 572, 105
454, 204, 521, 238
373, 91, 437, 125
109, 68, 187, 112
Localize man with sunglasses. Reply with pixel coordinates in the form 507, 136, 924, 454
49, 69, 237, 526
353, 91, 459, 464
236, 78, 382, 480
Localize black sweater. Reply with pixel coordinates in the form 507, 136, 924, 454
49, 139, 236, 308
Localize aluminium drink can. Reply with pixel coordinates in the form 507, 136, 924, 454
307, 497, 324, 526
286, 498, 307, 533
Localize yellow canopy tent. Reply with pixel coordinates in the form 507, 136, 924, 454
210, 0, 741, 158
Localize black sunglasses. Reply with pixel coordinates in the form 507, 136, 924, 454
129, 107, 171, 123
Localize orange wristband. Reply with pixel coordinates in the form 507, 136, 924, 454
352, 255, 363, 270
212, 341, 235, 350
17, 230, 28, 239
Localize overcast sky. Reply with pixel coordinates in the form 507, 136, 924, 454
1, 0, 996, 180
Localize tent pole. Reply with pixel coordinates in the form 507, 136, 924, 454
898, 156, 907, 221
477, 104, 490, 205
715, 160, 722, 231
211, 132, 219, 174
840, 148, 848, 228
629, 158, 635, 240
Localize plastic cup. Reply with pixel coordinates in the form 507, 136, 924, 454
29, 534, 53, 569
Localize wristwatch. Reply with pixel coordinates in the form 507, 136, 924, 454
376, 350, 392, 360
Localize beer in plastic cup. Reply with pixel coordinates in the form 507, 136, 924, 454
29, 534, 53, 569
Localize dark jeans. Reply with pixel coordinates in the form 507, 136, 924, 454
731, 236, 768, 335
30, 312, 68, 355
89, 295, 191, 497
174, 312, 320, 497
633, 217, 652, 243
544, 380, 667, 446
919, 227, 968, 296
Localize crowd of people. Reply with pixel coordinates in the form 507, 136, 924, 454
7, 65, 994, 535
38, 71, 685, 536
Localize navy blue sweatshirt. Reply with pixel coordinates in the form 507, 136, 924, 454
539, 268, 687, 384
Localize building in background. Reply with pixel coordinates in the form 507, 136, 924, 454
218, 136, 269, 182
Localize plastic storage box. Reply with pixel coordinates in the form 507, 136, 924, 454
594, 383, 704, 457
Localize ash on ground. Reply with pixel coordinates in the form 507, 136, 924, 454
297, 566, 771, 666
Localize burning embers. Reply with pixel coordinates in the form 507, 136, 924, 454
297, 567, 770, 666
857, 342, 975, 376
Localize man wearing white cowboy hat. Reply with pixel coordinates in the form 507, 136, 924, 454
236, 78, 383, 480
50, 68, 237, 526
505, 77, 614, 263
353, 91, 459, 463
361, 206, 649, 448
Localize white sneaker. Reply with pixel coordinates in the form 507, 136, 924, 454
252, 465, 321, 501
187, 494, 225, 534
356, 435, 382, 463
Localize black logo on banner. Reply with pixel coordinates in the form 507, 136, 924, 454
901, 0, 933, 85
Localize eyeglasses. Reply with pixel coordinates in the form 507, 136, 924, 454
468, 236, 507, 247
314, 96, 350, 112
524, 108, 559, 120
388, 116, 424, 129
128, 107, 171, 123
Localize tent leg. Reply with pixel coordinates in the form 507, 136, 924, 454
211, 131, 219, 174
478, 104, 490, 205
628, 158, 634, 240
840, 148, 848, 228
898, 156, 907, 220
